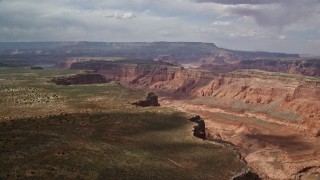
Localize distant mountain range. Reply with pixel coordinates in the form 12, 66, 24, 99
0, 42, 299, 64
3, 41, 320, 77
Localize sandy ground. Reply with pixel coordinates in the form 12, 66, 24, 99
161, 98, 320, 180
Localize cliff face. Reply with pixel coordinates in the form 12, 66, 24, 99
69, 61, 320, 136
68, 60, 213, 93
198, 74, 320, 135
97, 64, 213, 93
201, 59, 320, 77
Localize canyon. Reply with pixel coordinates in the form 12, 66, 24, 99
63, 59, 320, 179
2, 41, 320, 179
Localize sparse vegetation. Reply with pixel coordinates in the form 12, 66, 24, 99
0, 67, 245, 179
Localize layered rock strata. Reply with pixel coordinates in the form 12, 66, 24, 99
68, 61, 320, 179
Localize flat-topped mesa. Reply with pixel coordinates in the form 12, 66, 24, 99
132, 92, 160, 107
50, 73, 110, 85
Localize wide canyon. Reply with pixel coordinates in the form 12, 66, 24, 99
1, 42, 320, 179
62, 56, 320, 179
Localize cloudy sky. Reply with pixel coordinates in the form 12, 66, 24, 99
0, 0, 320, 55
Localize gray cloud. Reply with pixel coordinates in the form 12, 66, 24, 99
103, 12, 136, 19
232, 0, 319, 28
197, 0, 320, 29
196, 0, 278, 5
0, 0, 319, 55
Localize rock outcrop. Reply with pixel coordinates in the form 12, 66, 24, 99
233, 170, 260, 180
51, 73, 110, 85
132, 92, 160, 107
189, 115, 206, 139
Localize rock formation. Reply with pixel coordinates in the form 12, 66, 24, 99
64, 59, 320, 179
68, 61, 320, 135
132, 92, 160, 107
189, 115, 206, 140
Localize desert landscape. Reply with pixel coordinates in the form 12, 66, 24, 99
0, 41, 319, 179
0, 66, 247, 179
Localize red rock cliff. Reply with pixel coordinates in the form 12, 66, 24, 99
70, 61, 320, 136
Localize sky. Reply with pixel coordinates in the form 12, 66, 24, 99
0, 0, 320, 55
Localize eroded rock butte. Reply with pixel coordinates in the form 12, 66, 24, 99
132, 92, 160, 107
